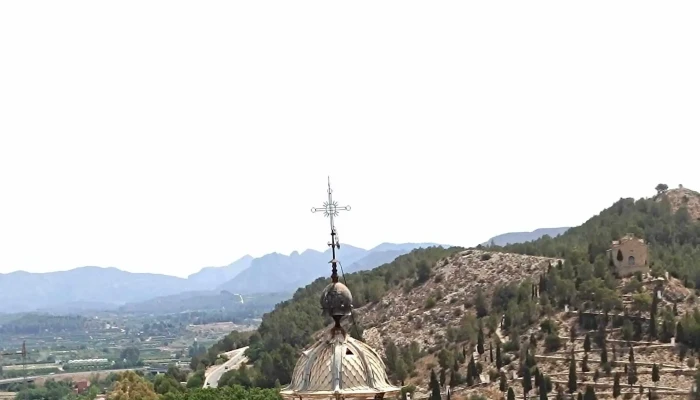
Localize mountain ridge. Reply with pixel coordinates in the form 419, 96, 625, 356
0, 242, 444, 314
481, 227, 570, 246
216, 242, 444, 294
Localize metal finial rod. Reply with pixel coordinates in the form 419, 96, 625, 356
311, 177, 350, 283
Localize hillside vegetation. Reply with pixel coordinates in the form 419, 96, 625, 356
193, 246, 462, 385
202, 185, 700, 399
501, 187, 700, 287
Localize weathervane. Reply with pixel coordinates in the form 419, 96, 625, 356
311, 177, 351, 283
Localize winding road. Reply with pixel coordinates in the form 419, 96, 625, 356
203, 346, 249, 388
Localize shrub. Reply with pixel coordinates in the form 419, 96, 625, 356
544, 333, 562, 353
425, 298, 437, 309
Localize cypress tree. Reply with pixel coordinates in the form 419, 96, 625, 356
534, 367, 541, 388
429, 369, 441, 400
539, 379, 548, 400
451, 359, 461, 386
583, 334, 591, 353
496, 343, 503, 370
489, 342, 493, 362
499, 372, 507, 392
523, 366, 532, 396
600, 342, 608, 365
568, 352, 577, 394
651, 363, 659, 386
477, 327, 485, 355
468, 356, 478, 379
583, 385, 597, 400
577, 393, 583, 400
676, 321, 685, 343
439, 369, 446, 388
627, 361, 637, 387
649, 312, 657, 339
628, 344, 634, 362
507, 387, 515, 400
612, 372, 621, 398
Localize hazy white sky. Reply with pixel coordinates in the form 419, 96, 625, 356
1, 1, 698, 277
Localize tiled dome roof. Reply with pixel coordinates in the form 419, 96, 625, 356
280, 330, 401, 399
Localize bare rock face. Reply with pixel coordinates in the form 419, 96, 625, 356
362, 326, 384, 358
356, 249, 561, 350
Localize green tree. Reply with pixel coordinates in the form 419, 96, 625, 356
522, 366, 532, 396
477, 327, 485, 355
627, 360, 637, 387
507, 387, 515, 400
568, 353, 577, 394
386, 341, 399, 370
655, 183, 669, 194
583, 385, 597, 400
467, 356, 478, 381
429, 369, 441, 400
475, 288, 488, 318
540, 382, 548, 400
651, 363, 659, 386
108, 370, 159, 400
499, 372, 507, 392
581, 354, 589, 373
438, 348, 453, 370
395, 358, 408, 385
119, 347, 141, 366
154, 374, 185, 396
583, 334, 591, 353
416, 260, 432, 283
186, 371, 204, 389
613, 372, 621, 398
496, 342, 503, 370
600, 342, 608, 365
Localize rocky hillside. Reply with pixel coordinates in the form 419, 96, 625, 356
358, 250, 560, 351
203, 186, 700, 399
657, 185, 700, 221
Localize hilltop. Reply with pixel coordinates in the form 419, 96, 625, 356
195, 184, 700, 399
656, 185, 700, 221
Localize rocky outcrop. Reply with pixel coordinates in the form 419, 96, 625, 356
355, 250, 560, 350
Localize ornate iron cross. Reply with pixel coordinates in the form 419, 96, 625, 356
311, 177, 350, 282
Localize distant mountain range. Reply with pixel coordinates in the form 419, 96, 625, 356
0, 242, 444, 314
217, 242, 442, 294
481, 227, 570, 247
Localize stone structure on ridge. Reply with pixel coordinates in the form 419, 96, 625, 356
607, 234, 649, 277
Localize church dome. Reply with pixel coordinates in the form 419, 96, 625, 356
280, 330, 401, 400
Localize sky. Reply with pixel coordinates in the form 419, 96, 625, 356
1, 1, 699, 278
